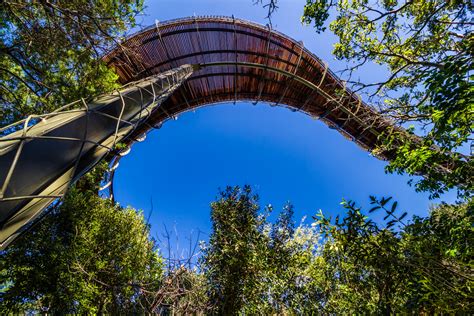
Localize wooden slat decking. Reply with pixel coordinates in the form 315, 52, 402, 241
104, 16, 395, 156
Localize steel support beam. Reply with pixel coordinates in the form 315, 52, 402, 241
0, 64, 194, 248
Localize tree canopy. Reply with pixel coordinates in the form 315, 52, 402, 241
311, 197, 473, 313
0, 0, 143, 126
300, 0, 473, 198
2, 184, 472, 314
200, 186, 473, 314
0, 164, 163, 314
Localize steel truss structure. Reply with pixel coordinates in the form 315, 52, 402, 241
104, 16, 402, 154
0, 65, 194, 248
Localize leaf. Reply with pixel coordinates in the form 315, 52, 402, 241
380, 197, 392, 207
369, 206, 381, 213
399, 212, 407, 221
391, 201, 398, 214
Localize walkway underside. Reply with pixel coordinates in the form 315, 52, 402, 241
104, 16, 396, 155
0, 66, 193, 248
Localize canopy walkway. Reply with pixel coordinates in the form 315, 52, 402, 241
0, 16, 400, 248
104, 16, 395, 152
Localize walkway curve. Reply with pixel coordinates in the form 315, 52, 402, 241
0, 16, 404, 248
104, 16, 395, 156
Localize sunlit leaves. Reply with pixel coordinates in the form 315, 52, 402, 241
201, 186, 323, 314
312, 196, 474, 313
301, 0, 473, 199
0, 0, 143, 126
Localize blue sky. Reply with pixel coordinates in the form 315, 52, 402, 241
113, 0, 457, 248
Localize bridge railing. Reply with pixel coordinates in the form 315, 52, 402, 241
0, 64, 194, 249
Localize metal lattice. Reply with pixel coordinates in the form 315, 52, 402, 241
0, 64, 194, 248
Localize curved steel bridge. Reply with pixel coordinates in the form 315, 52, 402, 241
105, 16, 393, 152
0, 16, 399, 248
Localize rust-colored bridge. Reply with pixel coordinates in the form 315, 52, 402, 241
104, 16, 394, 154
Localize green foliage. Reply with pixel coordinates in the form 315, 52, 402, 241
202, 186, 473, 314
0, 0, 143, 126
1, 182, 472, 313
201, 186, 323, 314
401, 201, 474, 310
301, 0, 473, 198
0, 163, 163, 314
201, 185, 268, 314
0, 4, 155, 311
261, 204, 325, 314
311, 197, 474, 313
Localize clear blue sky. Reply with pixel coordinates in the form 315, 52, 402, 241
113, 0, 456, 248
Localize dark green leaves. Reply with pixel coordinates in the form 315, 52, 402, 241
380, 197, 392, 207
0, 163, 162, 314
399, 211, 407, 221
0, 0, 143, 126
312, 196, 474, 313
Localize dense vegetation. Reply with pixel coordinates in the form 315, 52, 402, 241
2, 185, 472, 313
1, 0, 143, 126
201, 187, 473, 314
0, 164, 163, 314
